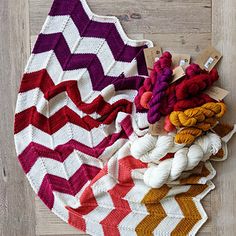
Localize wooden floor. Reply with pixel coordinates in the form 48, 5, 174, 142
1, 0, 236, 235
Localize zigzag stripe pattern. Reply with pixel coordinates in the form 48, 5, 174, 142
14, 0, 222, 235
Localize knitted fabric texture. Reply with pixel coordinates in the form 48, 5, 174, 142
14, 0, 234, 235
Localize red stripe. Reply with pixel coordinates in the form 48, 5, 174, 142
102, 156, 147, 235
14, 104, 132, 134
37, 164, 101, 210
19, 69, 132, 116
67, 158, 147, 234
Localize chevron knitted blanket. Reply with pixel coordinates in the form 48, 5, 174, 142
14, 0, 235, 235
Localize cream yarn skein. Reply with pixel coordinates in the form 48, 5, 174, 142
143, 132, 222, 188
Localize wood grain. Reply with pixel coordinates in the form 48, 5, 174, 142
29, 0, 212, 35
0, 0, 36, 236
1, 0, 236, 235
210, 0, 236, 235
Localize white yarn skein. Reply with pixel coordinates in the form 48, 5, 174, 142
143, 132, 222, 188
130, 133, 157, 159
185, 144, 204, 171
145, 135, 184, 163
131, 133, 185, 163
195, 132, 221, 161
143, 159, 173, 188
169, 148, 188, 181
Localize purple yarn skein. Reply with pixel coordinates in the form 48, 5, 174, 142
148, 67, 173, 124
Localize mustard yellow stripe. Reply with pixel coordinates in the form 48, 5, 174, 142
135, 185, 170, 236
171, 184, 208, 236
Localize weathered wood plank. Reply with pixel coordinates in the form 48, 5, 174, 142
35, 198, 87, 236
0, 0, 36, 236
144, 32, 211, 60
211, 1, 236, 235
29, 0, 211, 35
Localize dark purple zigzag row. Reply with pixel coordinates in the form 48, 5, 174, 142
33, 33, 147, 90
48, 0, 147, 61
38, 165, 101, 209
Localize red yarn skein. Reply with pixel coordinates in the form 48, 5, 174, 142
176, 68, 219, 100
174, 93, 216, 111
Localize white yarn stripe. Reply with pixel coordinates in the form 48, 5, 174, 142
98, 139, 127, 164
15, 123, 124, 155
42, 16, 81, 52
80, 0, 153, 48
16, 88, 84, 117
118, 210, 148, 236
166, 185, 191, 198
152, 198, 184, 234
123, 174, 150, 203
26, 152, 102, 192
51, 194, 70, 223
53, 191, 80, 208
41, 15, 70, 34
51, 191, 85, 223
84, 212, 105, 236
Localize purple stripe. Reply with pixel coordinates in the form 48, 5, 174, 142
113, 76, 144, 91
33, 33, 147, 90
37, 164, 100, 209
47, 0, 149, 74
49, 0, 79, 16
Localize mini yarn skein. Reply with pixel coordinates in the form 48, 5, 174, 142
169, 102, 226, 127
175, 68, 219, 100
147, 52, 173, 123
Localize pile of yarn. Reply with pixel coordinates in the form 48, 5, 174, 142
131, 51, 229, 188
135, 51, 227, 145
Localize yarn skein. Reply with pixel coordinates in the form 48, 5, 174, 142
174, 116, 220, 145
143, 132, 222, 188
159, 64, 210, 115
135, 52, 172, 110
175, 68, 219, 100
130, 133, 184, 163
147, 52, 173, 123
169, 102, 226, 128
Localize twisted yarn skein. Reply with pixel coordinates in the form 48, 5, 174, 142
147, 52, 173, 123
143, 132, 222, 188
170, 102, 226, 127
173, 93, 215, 111
130, 133, 185, 163
175, 68, 219, 100
174, 116, 220, 145
134, 77, 153, 110
160, 64, 211, 115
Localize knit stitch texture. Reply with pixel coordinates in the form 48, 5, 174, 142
14, 0, 233, 235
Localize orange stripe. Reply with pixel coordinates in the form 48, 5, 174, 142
135, 185, 170, 236
171, 184, 209, 236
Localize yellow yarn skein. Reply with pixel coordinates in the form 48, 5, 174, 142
175, 127, 202, 145
170, 102, 226, 128
174, 117, 218, 144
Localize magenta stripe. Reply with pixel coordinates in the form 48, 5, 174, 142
18, 131, 127, 174
37, 164, 100, 209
